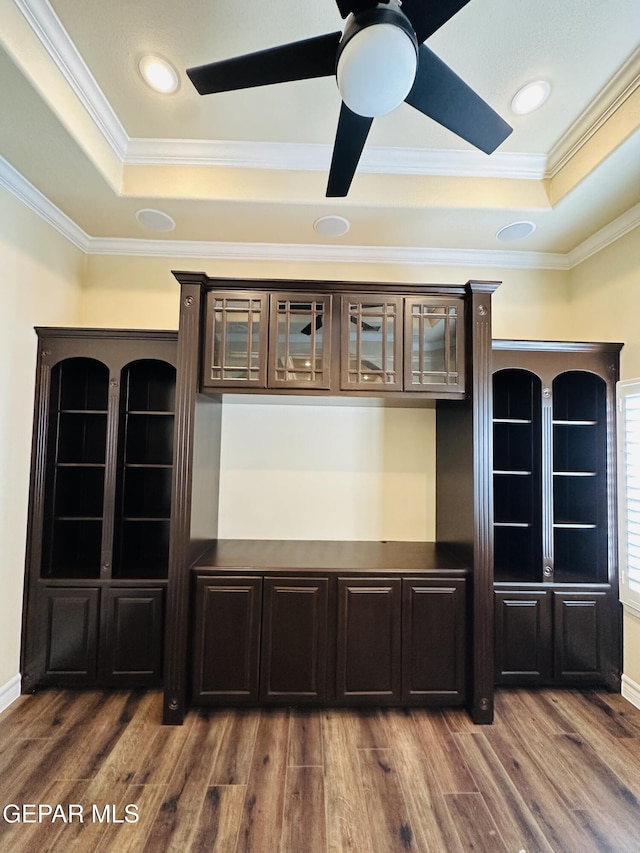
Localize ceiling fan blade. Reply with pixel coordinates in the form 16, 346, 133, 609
326, 104, 373, 197
405, 44, 512, 154
187, 32, 341, 95
400, 0, 472, 44
334, 0, 377, 18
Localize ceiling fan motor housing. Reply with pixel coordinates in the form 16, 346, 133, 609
336, 2, 419, 117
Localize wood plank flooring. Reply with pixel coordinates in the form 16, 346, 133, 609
1, 688, 640, 851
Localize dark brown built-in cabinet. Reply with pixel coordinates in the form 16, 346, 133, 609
492, 341, 622, 688
163, 273, 496, 725
22, 281, 623, 727
21, 329, 177, 690
190, 543, 468, 708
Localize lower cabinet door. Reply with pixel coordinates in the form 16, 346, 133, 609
495, 591, 552, 684
553, 591, 607, 682
102, 588, 164, 685
192, 576, 262, 703
336, 577, 402, 702
402, 578, 466, 702
42, 587, 100, 685
260, 577, 328, 702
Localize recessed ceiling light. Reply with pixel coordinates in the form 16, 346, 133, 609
313, 215, 351, 237
135, 208, 176, 232
511, 80, 551, 115
138, 55, 179, 94
496, 221, 536, 242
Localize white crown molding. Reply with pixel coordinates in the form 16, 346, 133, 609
125, 138, 547, 180
567, 201, 640, 269
548, 45, 640, 178
4, 152, 637, 272
87, 235, 570, 270
0, 155, 90, 251
14, 0, 128, 160
17, 0, 639, 184
0, 674, 21, 715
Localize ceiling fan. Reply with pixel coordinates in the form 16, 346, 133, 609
186, 0, 513, 197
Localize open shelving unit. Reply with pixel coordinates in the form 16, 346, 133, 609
492, 340, 621, 688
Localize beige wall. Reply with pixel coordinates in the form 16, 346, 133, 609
0, 188, 84, 690
569, 225, 640, 686
569, 226, 640, 377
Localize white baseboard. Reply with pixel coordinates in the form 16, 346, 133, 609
0, 674, 21, 715
621, 674, 640, 711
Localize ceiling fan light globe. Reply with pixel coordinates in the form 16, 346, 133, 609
337, 24, 417, 117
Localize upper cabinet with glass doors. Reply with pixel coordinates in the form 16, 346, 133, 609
202, 283, 465, 397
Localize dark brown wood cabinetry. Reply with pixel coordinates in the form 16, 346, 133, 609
336, 577, 402, 701
200, 280, 465, 397
492, 341, 622, 689
261, 577, 329, 702
190, 542, 468, 708
165, 274, 496, 725
21, 329, 177, 691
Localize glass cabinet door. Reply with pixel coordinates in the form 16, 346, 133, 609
405, 298, 465, 393
340, 296, 403, 391
268, 293, 332, 389
203, 292, 268, 388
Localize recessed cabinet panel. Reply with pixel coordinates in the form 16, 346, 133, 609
553, 592, 606, 681
336, 577, 402, 700
43, 587, 99, 682
192, 577, 262, 702
261, 577, 328, 701
405, 298, 465, 393
340, 296, 403, 391
102, 588, 164, 684
402, 579, 466, 701
202, 292, 268, 388
268, 294, 332, 389
495, 591, 552, 684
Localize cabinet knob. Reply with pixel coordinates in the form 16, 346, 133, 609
543, 565, 553, 577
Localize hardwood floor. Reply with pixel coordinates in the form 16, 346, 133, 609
1, 688, 640, 851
